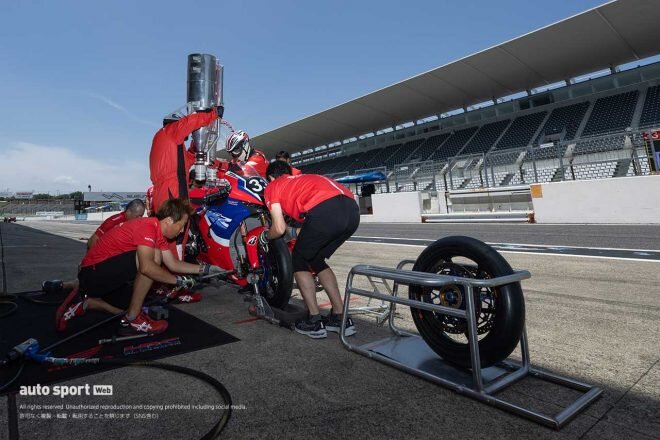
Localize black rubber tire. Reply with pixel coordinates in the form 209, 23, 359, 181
262, 237, 293, 309
409, 236, 525, 369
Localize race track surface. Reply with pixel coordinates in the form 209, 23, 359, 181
1, 221, 658, 440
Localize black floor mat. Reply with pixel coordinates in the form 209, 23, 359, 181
0, 294, 238, 395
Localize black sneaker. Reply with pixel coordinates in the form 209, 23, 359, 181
324, 312, 356, 337
294, 315, 327, 339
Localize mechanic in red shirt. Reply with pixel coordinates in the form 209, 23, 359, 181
87, 199, 145, 249
260, 161, 360, 339
225, 130, 269, 177
55, 198, 223, 334
275, 150, 302, 175
41, 199, 146, 294
149, 106, 224, 211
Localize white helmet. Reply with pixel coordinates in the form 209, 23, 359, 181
225, 130, 251, 161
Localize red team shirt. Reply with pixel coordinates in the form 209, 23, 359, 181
264, 174, 354, 223
81, 217, 169, 267
94, 212, 127, 238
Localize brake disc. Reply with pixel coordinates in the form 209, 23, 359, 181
427, 262, 497, 335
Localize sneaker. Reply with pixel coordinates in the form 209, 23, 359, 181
120, 311, 168, 335
172, 290, 203, 303
324, 312, 356, 337
152, 284, 172, 297
294, 315, 327, 339
55, 288, 85, 332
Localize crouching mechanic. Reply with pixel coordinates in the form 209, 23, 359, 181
259, 161, 360, 338
56, 198, 223, 334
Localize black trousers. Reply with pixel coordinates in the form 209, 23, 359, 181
292, 195, 360, 273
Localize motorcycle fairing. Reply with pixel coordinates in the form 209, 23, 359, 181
205, 201, 251, 244
244, 225, 267, 269
223, 171, 265, 204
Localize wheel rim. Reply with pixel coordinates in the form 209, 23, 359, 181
422, 258, 499, 343
259, 247, 281, 302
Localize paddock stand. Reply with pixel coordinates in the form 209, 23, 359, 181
339, 260, 603, 429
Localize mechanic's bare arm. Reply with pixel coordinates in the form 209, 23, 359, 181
161, 249, 202, 275
266, 203, 287, 239
136, 245, 177, 284
87, 233, 100, 250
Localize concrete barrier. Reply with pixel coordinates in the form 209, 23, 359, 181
532, 174, 660, 224
370, 192, 422, 222
86, 211, 122, 221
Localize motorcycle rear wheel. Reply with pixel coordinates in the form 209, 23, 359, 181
260, 238, 293, 309
409, 236, 525, 369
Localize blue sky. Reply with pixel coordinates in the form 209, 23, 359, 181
0, 0, 607, 193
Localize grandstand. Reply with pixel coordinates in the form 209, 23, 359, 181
251, 0, 660, 195
1, 199, 75, 216
291, 68, 659, 193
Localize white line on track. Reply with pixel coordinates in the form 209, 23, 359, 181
347, 238, 660, 263
351, 236, 660, 252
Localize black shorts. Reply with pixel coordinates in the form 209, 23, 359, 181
78, 251, 137, 309
292, 195, 360, 273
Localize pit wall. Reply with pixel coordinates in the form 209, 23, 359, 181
531, 174, 660, 224
84, 211, 123, 221
363, 192, 422, 223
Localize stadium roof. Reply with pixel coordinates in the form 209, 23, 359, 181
252, 0, 660, 156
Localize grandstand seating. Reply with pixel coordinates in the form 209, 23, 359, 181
429, 126, 478, 161
385, 138, 424, 168
530, 144, 567, 161
573, 135, 626, 155
293, 73, 659, 192
639, 85, 660, 128
581, 90, 638, 136
408, 133, 450, 162
536, 101, 590, 142
359, 143, 402, 171
494, 111, 547, 150
460, 119, 510, 156
1, 200, 75, 216
568, 161, 617, 180
534, 167, 559, 183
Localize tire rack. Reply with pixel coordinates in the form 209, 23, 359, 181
339, 260, 603, 429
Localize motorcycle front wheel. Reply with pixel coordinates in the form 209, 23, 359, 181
409, 236, 525, 369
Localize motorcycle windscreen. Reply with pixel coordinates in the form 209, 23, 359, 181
240, 162, 262, 177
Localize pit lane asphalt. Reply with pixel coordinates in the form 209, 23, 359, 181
1, 221, 659, 440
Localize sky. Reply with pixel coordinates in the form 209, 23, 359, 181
0, 0, 607, 194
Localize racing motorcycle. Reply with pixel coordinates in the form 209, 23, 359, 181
184, 165, 293, 309
409, 236, 525, 369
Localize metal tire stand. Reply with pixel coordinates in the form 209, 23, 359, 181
339, 260, 603, 429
